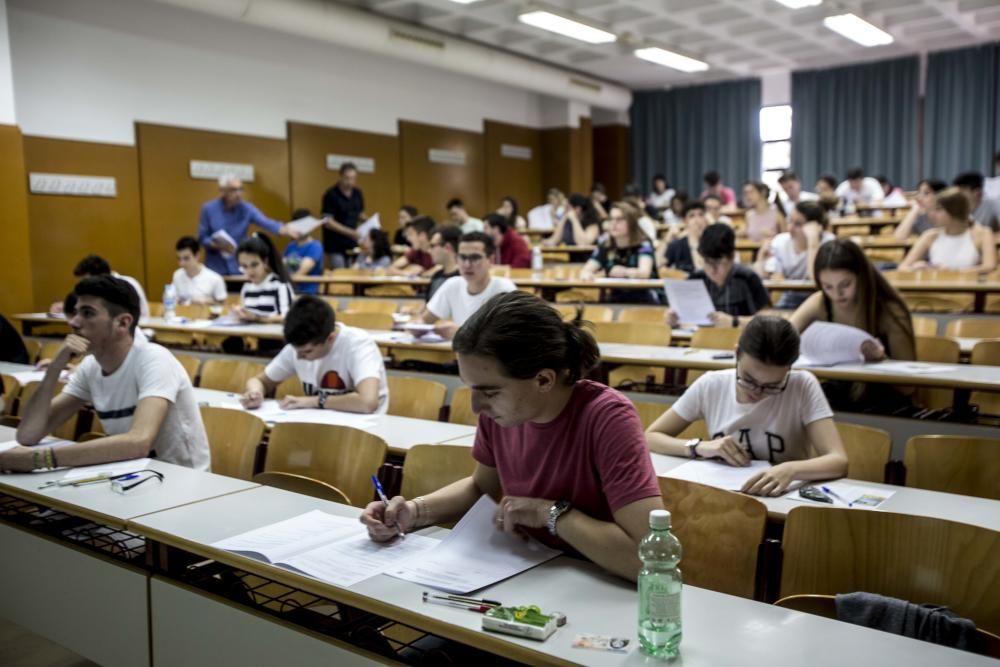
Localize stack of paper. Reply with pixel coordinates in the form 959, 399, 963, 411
796, 322, 875, 367
211, 229, 238, 257
285, 215, 325, 236
663, 459, 785, 492
663, 279, 715, 326
356, 213, 381, 239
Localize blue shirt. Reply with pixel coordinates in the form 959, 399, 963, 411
283, 239, 324, 295
198, 199, 283, 275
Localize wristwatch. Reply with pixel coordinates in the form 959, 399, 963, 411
317, 392, 327, 410
685, 438, 702, 459
547, 500, 572, 536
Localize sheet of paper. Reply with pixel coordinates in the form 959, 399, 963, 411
527, 205, 554, 230
386, 495, 561, 594
787, 481, 895, 509
356, 213, 381, 239
211, 311, 245, 327
795, 322, 875, 367
211, 229, 238, 257
286, 215, 325, 236
663, 459, 773, 491
212, 509, 363, 564
61, 458, 152, 481
283, 532, 439, 588
663, 279, 715, 326
872, 361, 958, 374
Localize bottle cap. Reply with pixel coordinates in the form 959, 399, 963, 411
649, 509, 671, 529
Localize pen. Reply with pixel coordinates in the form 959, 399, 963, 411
424, 593, 501, 607
821, 485, 853, 507
371, 475, 405, 537
421, 593, 492, 613
39, 473, 112, 489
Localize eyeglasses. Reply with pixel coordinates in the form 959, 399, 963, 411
704, 258, 731, 269
111, 469, 165, 494
458, 254, 485, 263
735, 366, 789, 396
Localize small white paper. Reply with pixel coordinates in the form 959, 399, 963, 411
211, 229, 238, 257
356, 213, 381, 239
286, 215, 325, 236
663, 279, 715, 326
796, 322, 875, 367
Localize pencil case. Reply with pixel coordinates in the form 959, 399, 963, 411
482, 605, 560, 641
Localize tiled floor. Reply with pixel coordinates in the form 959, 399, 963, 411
0, 618, 97, 667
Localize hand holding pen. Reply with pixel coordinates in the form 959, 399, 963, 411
371, 475, 405, 538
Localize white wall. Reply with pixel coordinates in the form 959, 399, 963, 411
0, 0, 16, 124
761, 71, 791, 107
8, 0, 548, 144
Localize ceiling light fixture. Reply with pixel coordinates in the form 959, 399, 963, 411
634, 46, 709, 73
517, 11, 617, 44
823, 13, 894, 47
772, 0, 822, 8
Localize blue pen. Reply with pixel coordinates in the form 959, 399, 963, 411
371, 475, 405, 537
821, 485, 853, 507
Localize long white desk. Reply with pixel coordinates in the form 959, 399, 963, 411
194, 388, 476, 455
128, 484, 993, 666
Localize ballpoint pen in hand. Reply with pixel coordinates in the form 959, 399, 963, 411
371, 474, 405, 537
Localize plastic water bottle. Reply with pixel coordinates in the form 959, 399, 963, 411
638, 509, 682, 659
531, 245, 543, 277
163, 284, 177, 322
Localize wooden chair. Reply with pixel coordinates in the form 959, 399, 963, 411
970, 341, 1000, 416
17, 381, 77, 440
38, 341, 62, 362
148, 301, 165, 317
899, 270, 976, 312
172, 353, 201, 384
911, 316, 938, 337
914, 336, 960, 410
945, 318, 1000, 338
448, 386, 476, 426
198, 359, 267, 394
23, 339, 41, 364
364, 285, 417, 298
387, 376, 447, 421
781, 507, 1000, 634
200, 406, 266, 480
274, 376, 305, 400
265, 423, 388, 508
903, 435, 1000, 500
594, 322, 672, 388
337, 311, 394, 330
175, 303, 210, 319
832, 422, 891, 483
253, 471, 350, 505
342, 299, 398, 315
617, 308, 668, 324
658, 477, 767, 599
581, 306, 614, 322
773, 594, 1000, 659
687, 327, 741, 384
401, 445, 477, 499
552, 304, 580, 321
1, 375, 20, 417
630, 399, 668, 430
554, 288, 600, 303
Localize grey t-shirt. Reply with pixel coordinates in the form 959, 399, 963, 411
972, 198, 1000, 232
912, 213, 933, 235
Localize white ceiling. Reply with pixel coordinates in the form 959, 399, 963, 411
338, 0, 1000, 88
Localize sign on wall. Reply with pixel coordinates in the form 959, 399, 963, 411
29, 173, 117, 197
500, 144, 532, 160
189, 160, 255, 182
428, 149, 466, 166
326, 154, 376, 174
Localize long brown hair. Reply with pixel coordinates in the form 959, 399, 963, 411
608, 201, 646, 247
813, 239, 914, 344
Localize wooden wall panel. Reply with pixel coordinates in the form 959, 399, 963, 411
399, 121, 485, 222
0, 125, 34, 315
593, 125, 630, 201
540, 117, 593, 197
137, 123, 290, 291
483, 120, 544, 214
574, 117, 594, 196
287, 122, 401, 238
23, 136, 143, 311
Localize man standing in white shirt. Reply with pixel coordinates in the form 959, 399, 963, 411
6, 276, 210, 472
241, 296, 388, 414
835, 167, 884, 207
422, 232, 516, 339
172, 236, 227, 305
73, 254, 151, 319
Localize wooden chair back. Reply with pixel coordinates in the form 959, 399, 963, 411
945, 318, 1000, 338
199, 359, 267, 394
970, 341, 1000, 416
274, 376, 305, 400
401, 445, 477, 499
690, 328, 741, 350
1, 375, 20, 417
592, 322, 671, 346
914, 336, 960, 410
342, 299, 398, 315
554, 288, 600, 303
387, 376, 447, 421
448, 386, 477, 426
172, 353, 201, 384
618, 308, 668, 324
175, 303, 210, 319
199, 406, 266, 480
833, 422, 891, 483
39, 341, 62, 362
18, 381, 77, 440
910, 316, 938, 337
630, 399, 667, 430
660, 268, 688, 280
582, 306, 614, 322
265, 423, 388, 507
658, 477, 767, 599
148, 301, 165, 317
253, 471, 350, 505
552, 304, 579, 321
781, 507, 1000, 634
337, 311, 394, 330
903, 435, 1000, 500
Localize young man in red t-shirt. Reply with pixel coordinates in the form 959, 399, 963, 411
388, 216, 436, 276
362, 292, 663, 581
484, 213, 532, 269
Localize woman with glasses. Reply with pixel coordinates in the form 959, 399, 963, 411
645, 316, 847, 497
580, 201, 659, 303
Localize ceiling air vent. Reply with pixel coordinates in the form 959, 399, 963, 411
390, 29, 446, 51
569, 77, 601, 92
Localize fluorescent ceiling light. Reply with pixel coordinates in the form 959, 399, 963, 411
634, 47, 709, 73
772, 0, 822, 8
446, 0, 481, 4
517, 11, 616, 44
823, 13, 893, 47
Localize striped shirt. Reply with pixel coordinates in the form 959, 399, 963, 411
240, 273, 294, 316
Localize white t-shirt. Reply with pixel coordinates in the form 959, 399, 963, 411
648, 189, 675, 209
172, 266, 227, 304
426, 275, 517, 326
264, 323, 389, 414
671, 369, 833, 464
113, 271, 150, 319
765, 231, 836, 279
63, 342, 210, 470
835, 177, 884, 205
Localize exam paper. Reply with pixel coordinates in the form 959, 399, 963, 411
211, 229, 238, 257
61, 458, 152, 481
386, 495, 561, 594
356, 213, 381, 239
872, 360, 958, 374
286, 215, 325, 236
787, 481, 895, 509
212, 509, 363, 564
796, 322, 875, 367
663, 459, 774, 491
663, 279, 715, 326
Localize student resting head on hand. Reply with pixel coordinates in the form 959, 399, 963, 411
645, 315, 847, 496
362, 291, 664, 581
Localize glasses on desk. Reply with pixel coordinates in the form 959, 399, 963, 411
735, 365, 789, 395
111, 470, 165, 494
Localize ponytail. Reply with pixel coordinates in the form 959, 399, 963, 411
237, 234, 290, 283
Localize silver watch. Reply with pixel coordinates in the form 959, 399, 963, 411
547, 500, 572, 536
685, 438, 702, 459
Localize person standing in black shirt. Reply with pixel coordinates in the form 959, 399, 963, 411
321, 162, 366, 269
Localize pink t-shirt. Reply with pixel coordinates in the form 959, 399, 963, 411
472, 380, 661, 532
